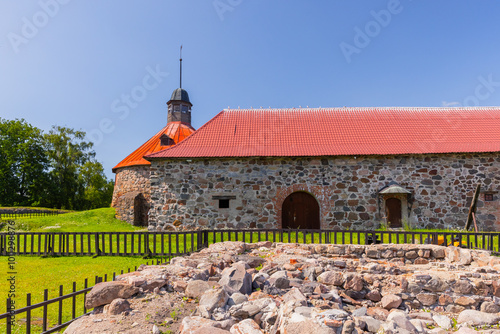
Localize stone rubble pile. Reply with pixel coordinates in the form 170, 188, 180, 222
65, 241, 500, 334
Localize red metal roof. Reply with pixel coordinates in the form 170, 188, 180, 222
145, 107, 500, 159
113, 122, 195, 171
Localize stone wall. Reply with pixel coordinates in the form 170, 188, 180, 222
148, 153, 500, 231
112, 166, 151, 225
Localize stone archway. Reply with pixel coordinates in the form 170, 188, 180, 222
282, 192, 320, 229
133, 193, 149, 227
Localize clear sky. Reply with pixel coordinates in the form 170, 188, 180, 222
2, 1, 500, 179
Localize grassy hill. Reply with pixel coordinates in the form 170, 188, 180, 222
1, 207, 144, 232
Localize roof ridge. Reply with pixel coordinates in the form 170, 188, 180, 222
223, 106, 500, 111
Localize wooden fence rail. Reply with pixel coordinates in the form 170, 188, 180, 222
0, 231, 207, 257
1, 229, 499, 258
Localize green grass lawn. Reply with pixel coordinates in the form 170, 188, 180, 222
1, 207, 143, 232
0, 207, 149, 333
1, 255, 159, 334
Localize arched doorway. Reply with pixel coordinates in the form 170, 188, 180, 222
282, 192, 320, 229
133, 193, 149, 227
385, 198, 402, 228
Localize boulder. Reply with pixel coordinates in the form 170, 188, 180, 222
62, 316, 86, 334
433, 314, 452, 329
284, 319, 336, 334
105, 298, 130, 315
381, 294, 402, 310
453, 280, 474, 295
84, 281, 139, 309
219, 263, 252, 295
457, 310, 500, 326
229, 303, 261, 319
282, 288, 307, 305
480, 301, 500, 313
199, 287, 229, 313
341, 319, 355, 334
272, 277, 290, 289
228, 292, 248, 306
230, 318, 263, 334
386, 311, 418, 334
355, 316, 381, 333
317, 271, 344, 286
234, 255, 266, 268
454, 327, 482, 334
366, 290, 382, 302
455, 296, 475, 306
367, 307, 389, 321
344, 274, 364, 291
410, 319, 429, 333
142, 278, 168, 292
180, 316, 222, 334
416, 293, 437, 306
423, 277, 448, 292
186, 280, 211, 299
445, 247, 472, 265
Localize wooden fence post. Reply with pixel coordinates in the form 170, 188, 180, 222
94, 233, 100, 256
6, 298, 12, 334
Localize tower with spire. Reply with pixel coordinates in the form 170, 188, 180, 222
167, 45, 192, 125
111, 47, 196, 226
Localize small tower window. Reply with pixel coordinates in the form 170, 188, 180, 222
181, 105, 189, 113
174, 105, 180, 112
160, 134, 175, 146
485, 193, 494, 202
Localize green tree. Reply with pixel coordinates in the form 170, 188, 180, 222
0, 118, 48, 206
0, 121, 113, 210
44, 126, 95, 209
79, 160, 114, 209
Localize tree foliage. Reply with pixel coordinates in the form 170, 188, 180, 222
79, 161, 114, 209
0, 118, 48, 206
0, 119, 113, 210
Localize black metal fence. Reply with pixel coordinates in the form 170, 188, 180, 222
0, 210, 66, 220
0, 259, 169, 334
1, 229, 499, 258
203, 228, 500, 252
0, 231, 207, 257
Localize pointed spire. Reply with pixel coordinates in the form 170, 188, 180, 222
179, 45, 183, 89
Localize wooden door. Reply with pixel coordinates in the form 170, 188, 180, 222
386, 198, 402, 228
282, 192, 320, 229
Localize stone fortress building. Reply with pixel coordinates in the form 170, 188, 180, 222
113, 80, 500, 231
111, 86, 195, 226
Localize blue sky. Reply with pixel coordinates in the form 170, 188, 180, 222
2, 1, 500, 178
